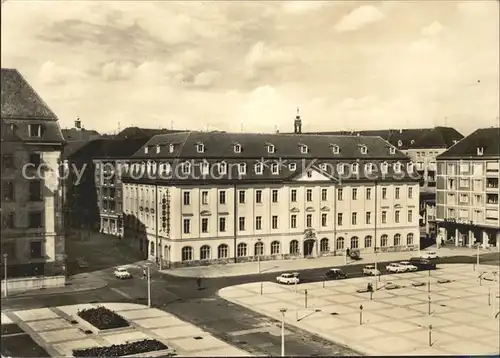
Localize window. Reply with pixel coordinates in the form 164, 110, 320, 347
255, 190, 262, 203
337, 188, 343, 201
321, 188, 327, 201
238, 163, 246, 175
337, 213, 343, 226
28, 212, 43, 228
290, 240, 299, 254
352, 188, 358, 200
395, 210, 400, 223
291, 189, 297, 202
29, 180, 42, 201
407, 233, 414, 245
381, 161, 389, 173
219, 217, 226, 232
447, 164, 455, 175
382, 188, 387, 199
237, 243, 247, 257
408, 187, 413, 199
394, 162, 402, 173
234, 144, 241, 153
181, 162, 191, 175
320, 238, 329, 252
459, 194, 469, 203
196, 143, 204, 153
351, 212, 357, 225
239, 190, 245, 204
300, 145, 308, 154
219, 191, 226, 204
336, 237, 345, 250
271, 241, 280, 254
255, 241, 264, 256
200, 161, 209, 175
2, 154, 14, 169
407, 210, 413, 223
381, 234, 388, 247
3, 181, 14, 201
239, 217, 245, 231
182, 246, 193, 261
364, 235, 372, 248
4, 212, 15, 228
394, 234, 401, 246
219, 162, 227, 175
306, 189, 312, 201
183, 191, 190, 205
255, 162, 263, 175
306, 214, 312, 227
291, 215, 297, 228
169, 144, 175, 153
351, 163, 359, 174
447, 179, 455, 190
382, 211, 387, 224
267, 144, 275, 153
365, 163, 374, 173
332, 145, 340, 154
459, 178, 469, 188
447, 208, 455, 218
366, 188, 371, 200
30, 241, 43, 258
183, 219, 191, 234
395, 187, 400, 199
321, 213, 327, 227
366, 212, 371, 224
289, 163, 297, 171
29, 153, 41, 166
306, 171, 312, 178
271, 163, 279, 174
29, 124, 42, 137
272, 215, 278, 229
201, 218, 209, 233
218, 244, 228, 258
350, 236, 359, 249
201, 191, 209, 205
360, 145, 367, 154
272, 189, 278, 203
337, 163, 345, 174
255, 216, 262, 230
200, 245, 211, 260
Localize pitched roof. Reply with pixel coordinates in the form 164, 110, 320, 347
1, 68, 58, 120
437, 127, 500, 159
62, 128, 101, 142
114, 127, 186, 139
304, 127, 463, 150
67, 137, 152, 160
62, 140, 91, 159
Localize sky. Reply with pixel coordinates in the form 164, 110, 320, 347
1, 0, 499, 135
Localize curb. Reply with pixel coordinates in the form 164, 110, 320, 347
1, 281, 109, 300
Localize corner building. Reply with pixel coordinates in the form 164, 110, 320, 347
121, 132, 420, 268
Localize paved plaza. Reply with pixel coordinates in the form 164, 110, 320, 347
219, 264, 500, 356
1, 303, 253, 357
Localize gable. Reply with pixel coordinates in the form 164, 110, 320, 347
292, 167, 337, 182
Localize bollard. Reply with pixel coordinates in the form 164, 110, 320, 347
428, 269, 431, 277
370, 291, 373, 300
260, 282, 263, 295
488, 288, 491, 306
473, 264, 476, 272
295, 281, 297, 293
479, 276, 482, 286
428, 295, 431, 315
304, 289, 308, 308
428, 280, 431, 293
428, 325, 432, 346
322, 280, 325, 289
359, 305, 363, 325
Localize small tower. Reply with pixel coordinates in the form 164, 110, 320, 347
75, 117, 82, 130
294, 107, 302, 134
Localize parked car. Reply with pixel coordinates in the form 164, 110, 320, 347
362, 265, 381, 276
114, 267, 131, 279
420, 251, 439, 260
399, 261, 418, 272
324, 268, 347, 280
409, 258, 437, 270
386, 263, 406, 273
276, 272, 300, 285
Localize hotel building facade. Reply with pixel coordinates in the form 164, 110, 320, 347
436, 127, 500, 248
121, 131, 420, 268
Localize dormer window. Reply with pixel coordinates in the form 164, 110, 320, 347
289, 163, 297, 171
181, 162, 191, 175
337, 163, 345, 174
267, 144, 275, 154
144, 146, 149, 154
156, 144, 161, 154
255, 162, 263, 175
29, 124, 42, 138
331, 144, 340, 154
397, 140, 403, 147
320, 163, 327, 171
351, 163, 359, 174
394, 162, 402, 173
477, 147, 484, 156
307, 170, 312, 178
389, 147, 396, 155
201, 161, 209, 175
365, 163, 374, 173
219, 162, 227, 175
271, 162, 279, 174
238, 163, 246, 175
169, 144, 175, 153
410, 140, 415, 145
300, 144, 308, 154
359, 145, 368, 155
196, 143, 205, 153
381, 162, 389, 174
234, 144, 242, 153
453, 140, 458, 145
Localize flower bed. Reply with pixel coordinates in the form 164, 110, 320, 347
77, 306, 129, 330
73, 339, 168, 357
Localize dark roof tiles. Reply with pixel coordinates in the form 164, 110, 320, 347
437, 127, 500, 159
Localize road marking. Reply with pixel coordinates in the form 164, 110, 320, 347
110, 287, 134, 300
228, 327, 265, 336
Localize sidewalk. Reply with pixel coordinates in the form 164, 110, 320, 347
1, 273, 108, 300
161, 246, 494, 278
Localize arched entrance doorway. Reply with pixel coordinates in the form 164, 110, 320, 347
303, 239, 315, 257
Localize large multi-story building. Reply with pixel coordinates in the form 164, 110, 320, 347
121, 131, 420, 268
435, 127, 500, 248
305, 125, 464, 235
1, 68, 66, 285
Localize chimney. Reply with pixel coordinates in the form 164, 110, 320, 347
75, 117, 82, 130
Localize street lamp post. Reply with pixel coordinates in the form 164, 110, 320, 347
280, 308, 287, 357
257, 239, 262, 274
3, 254, 7, 298
476, 243, 480, 268
147, 264, 151, 307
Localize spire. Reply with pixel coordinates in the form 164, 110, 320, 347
294, 107, 302, 134
75, 116, 82, 130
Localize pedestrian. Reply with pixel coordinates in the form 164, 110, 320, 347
346, 248, 350, 257
367, 282, 373, 293
142, 267, 147, 280
196, 276, 202, 290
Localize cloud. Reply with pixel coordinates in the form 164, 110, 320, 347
193, 71, 219, 87
38, 61, 87, 85
421, 21, 444, 36
334, 5, 384, 33
101, 61, 136, 81
281, 1, 328, 14
409, 38, 437, 53
456, 1, 495, 17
